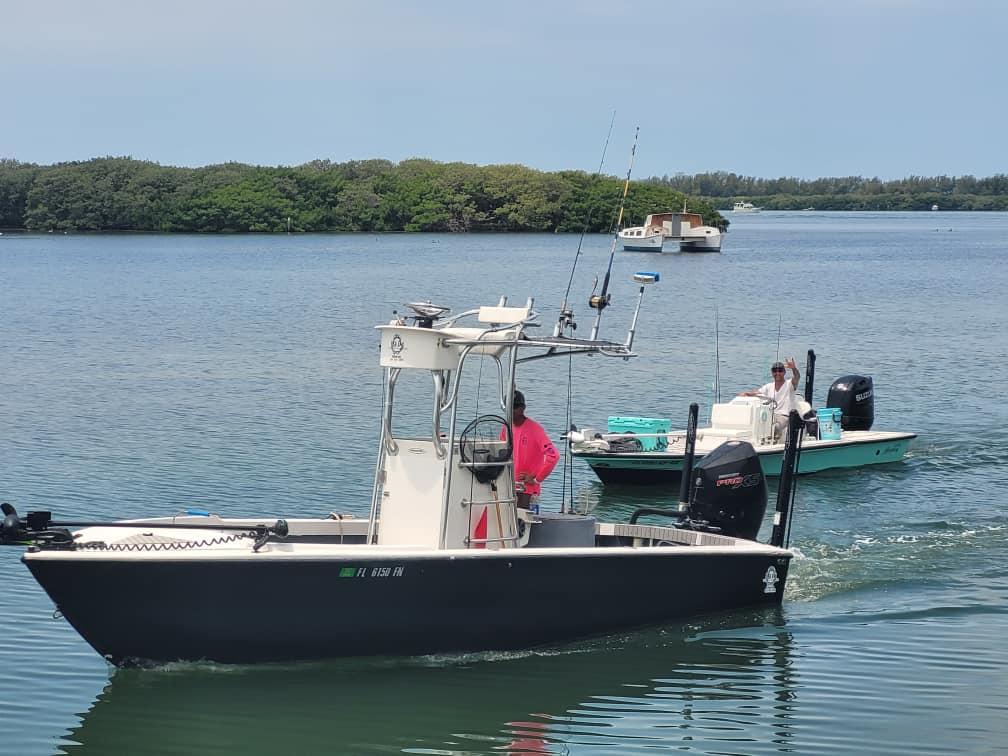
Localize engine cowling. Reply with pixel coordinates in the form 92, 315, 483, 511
826, 375, 875, 431
687, 440, 767, 540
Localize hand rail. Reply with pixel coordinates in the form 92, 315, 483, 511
465, 534, 522, 546
629, 507, 687, 525
459, 496, 518, 507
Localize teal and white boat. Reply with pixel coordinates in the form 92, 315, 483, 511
570, 394, 916, 485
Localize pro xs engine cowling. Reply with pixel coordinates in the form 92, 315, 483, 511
687, 440, 768, 541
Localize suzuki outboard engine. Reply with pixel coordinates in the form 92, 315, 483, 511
827, 375, 875, 431
687, 440, 768, 540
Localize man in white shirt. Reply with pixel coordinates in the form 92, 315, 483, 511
739, 358, 800, 440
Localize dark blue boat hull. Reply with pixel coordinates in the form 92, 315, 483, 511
25, 550, 790, 665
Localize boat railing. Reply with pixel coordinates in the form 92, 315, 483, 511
466, 534, 522, 547
458, 495, 518, 508
590, 431, 683, 439
440, 305, 538, 330
462, 493, 523, 548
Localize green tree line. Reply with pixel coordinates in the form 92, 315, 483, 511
0, 157, 723, 233
650, 171, 1008, 210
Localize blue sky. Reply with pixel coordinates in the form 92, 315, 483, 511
4, 0, 1005, 180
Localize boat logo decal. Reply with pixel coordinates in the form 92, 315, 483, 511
855, 389, 873, 401
763, 566, 779, 594
716, 472, 762, 489
390, 334, 405, 360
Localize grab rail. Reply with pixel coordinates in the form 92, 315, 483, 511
465, 534, 521, 546
460, 496, 518, 508
629, 506, 687, 524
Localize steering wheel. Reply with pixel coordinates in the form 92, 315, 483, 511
458, 415, 513, 484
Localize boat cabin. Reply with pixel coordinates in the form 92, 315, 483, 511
639, 212, 707, 239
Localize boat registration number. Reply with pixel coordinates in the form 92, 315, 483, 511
339, 565, 405, 578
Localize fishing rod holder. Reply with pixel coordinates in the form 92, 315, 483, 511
553, 307, 577, 337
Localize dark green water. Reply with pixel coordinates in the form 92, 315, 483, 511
2, 213, 1007, 754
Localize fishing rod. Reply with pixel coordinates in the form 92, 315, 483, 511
804, 348, 816, 404
775, 312, 782, 362
589, 126, 639, 342
556, 113, 617, 514
555, 110, 616, 338
714, 307, 721, 404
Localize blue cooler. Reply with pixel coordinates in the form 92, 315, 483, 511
816, 408, 842, 440
607, 416, 671, 451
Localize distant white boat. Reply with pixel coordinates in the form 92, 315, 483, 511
931, 204, 939, 211
618, 225, 664, 251
678, 215, 722, 253
570, 375, 916, 485
620, 211, 721, 253
732, 201, 761, 213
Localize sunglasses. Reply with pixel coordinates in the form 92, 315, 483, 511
771, 367, 785, 373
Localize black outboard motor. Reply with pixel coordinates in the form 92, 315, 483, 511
687, 440, 768, 540
827, 375, 875, 431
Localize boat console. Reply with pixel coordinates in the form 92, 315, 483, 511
701, 397, 775, 446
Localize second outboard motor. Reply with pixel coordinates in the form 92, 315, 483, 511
687, 440, 768, 540
827, 375, 875, 431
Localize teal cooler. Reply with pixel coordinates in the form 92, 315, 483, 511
816, 408, 842, 440
607, 416, 671, 451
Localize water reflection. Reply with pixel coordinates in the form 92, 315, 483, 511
63, 610, 796, 755
568, 480, 683, 519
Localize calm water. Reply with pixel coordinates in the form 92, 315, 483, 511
2, 213, 1007, 754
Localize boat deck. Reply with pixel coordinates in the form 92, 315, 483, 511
22, 516, 789, 561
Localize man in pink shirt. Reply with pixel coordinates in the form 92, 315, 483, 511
509, 390, 560, 509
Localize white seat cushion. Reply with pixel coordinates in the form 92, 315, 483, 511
699, 428, 749, 440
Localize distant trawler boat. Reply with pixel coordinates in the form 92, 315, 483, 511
732, 201, 761, 213
619, 212, 722, 253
